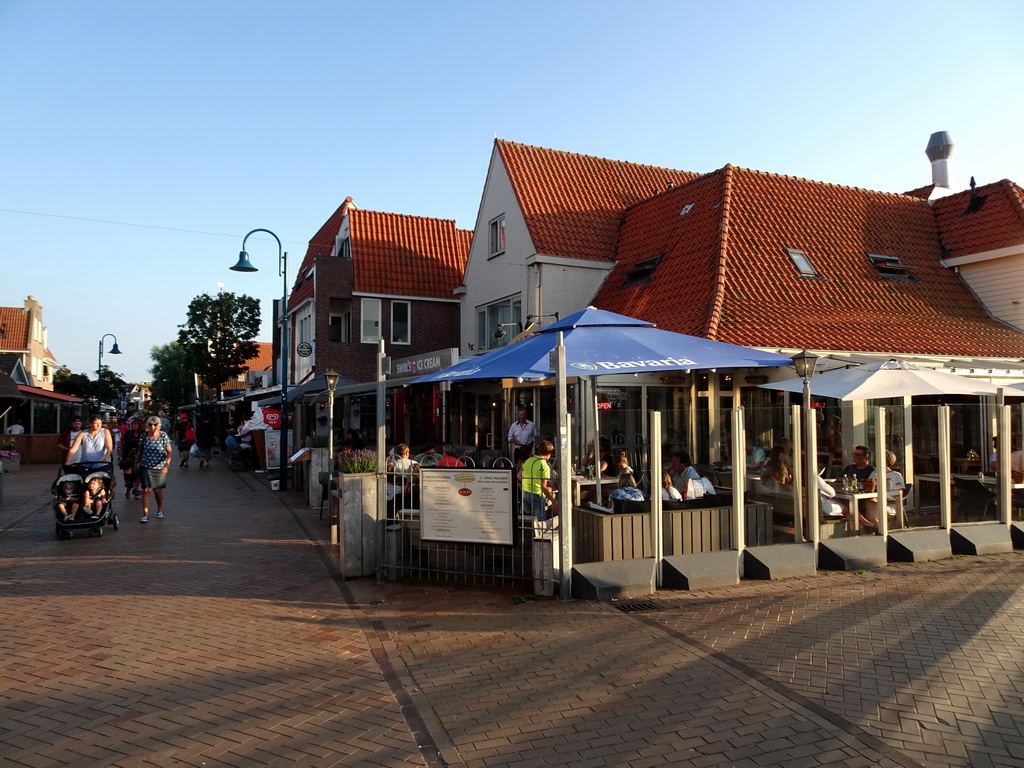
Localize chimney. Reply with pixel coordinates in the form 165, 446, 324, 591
925, 131, 955, 189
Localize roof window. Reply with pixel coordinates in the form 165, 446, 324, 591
785, 248, 819, 278
622, 254, 663, 287
867, 253, 917, 281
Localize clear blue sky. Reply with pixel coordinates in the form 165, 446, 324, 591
2, 0, 1022, 383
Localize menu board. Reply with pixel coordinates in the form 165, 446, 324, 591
420, 469, 514, 545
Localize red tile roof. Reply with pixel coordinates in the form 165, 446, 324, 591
289, 200, 470, 310
497, 140, 699, 262
350, 209, 471, 297
225, 341, 274, 390
0, 306, 28, 351
932, 179, 1024, 257
596, 166, 1024, 358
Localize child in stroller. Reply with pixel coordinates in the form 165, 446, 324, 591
56, 478, 81, 522
52, 466, 119, 539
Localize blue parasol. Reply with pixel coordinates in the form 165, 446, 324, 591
411, 307, 790, 383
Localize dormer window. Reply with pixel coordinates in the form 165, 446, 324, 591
334, 236, 351, 259
622, 254, 663, 287
785, 248, 819, 278
867, 252, 916, 281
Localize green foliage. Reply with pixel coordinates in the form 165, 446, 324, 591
53, 364, 125, 403
177, 292, 261, 393
149, 342, 191, 412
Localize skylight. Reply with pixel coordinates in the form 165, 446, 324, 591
785, 248, 818, 278
622, 254, 663, 286
867, 253, 917, 281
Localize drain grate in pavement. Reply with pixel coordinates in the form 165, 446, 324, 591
616, 600, 661, 614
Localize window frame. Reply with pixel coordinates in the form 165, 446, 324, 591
391, 300, 411, 346
476, 296, 522, 350
329, 312, 351, 343
785, 248, 820, 279
360, 298, 382, 343
488, 215, 507, 257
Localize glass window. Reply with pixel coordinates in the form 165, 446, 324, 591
360, 298, 381, 343
329, 314, 350, 342
476, 296, 522, 350
489, 215, 506, 256
391, 301, 410, 345
785, 248, 818, 278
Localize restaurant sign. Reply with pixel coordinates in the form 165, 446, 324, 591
391, 348, 458, 378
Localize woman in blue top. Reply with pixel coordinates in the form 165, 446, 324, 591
608, 471, 645, 502
135, 417, 172, 523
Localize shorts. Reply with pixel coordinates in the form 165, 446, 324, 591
523, 490, 548, 521
140, 467, 168, 490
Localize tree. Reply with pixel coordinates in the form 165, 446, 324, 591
177, 292, 261, 394
149, 342, 191, 413
54, 365, 125, 404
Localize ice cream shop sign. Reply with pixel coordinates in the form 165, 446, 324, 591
391, 348, 459, 379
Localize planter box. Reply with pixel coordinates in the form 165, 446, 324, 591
336, 472, 380, 579
0, 456, 20, 473
306, 448, 330, 509
573, 502, 773, 563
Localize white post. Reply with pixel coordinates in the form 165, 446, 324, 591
651, 410, 663, 587
554, 333, 573, 601
998, 405, 1011, 527
875, 407, 888, 538
790, 404, 804, 542
731, 408, 746, 553
939, 406, 952, 531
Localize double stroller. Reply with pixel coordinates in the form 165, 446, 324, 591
51, 462, 120, 539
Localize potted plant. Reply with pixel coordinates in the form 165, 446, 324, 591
335, 449, 380, 578
0, 438, 21, 473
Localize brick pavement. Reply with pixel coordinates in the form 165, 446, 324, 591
4, 460, 1024, 767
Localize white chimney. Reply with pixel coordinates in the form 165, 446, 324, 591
925, 131, 955, 189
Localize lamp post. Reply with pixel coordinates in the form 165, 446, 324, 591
97, 334, 122, 412
791, 350, 819, 540
325, 371, 340, 473
233, 228, 290, 491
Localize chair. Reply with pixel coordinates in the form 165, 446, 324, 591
318, 471, 338, 520
952, 476, 996, 521
492, 456, 514, 469
458, 455, 476, 467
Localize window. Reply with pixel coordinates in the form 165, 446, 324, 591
360, 298, 381, 343
622, 254, 663, 287
336, 237, 351, 259
785, 248, 819, 278
867, 253, 917, 281
329, 313, 350, 342
489, 215, 506, 256
476, 296, 521, 350
391, 301, 410, 345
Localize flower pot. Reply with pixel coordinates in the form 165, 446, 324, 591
0, 456, 20, 473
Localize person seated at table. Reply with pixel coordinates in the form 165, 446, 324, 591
608, 471, 645, 503
760, 445, 793, 493
387, 443, 419, 509
661, 471, 682, 502
989, 436, 999, 473
840, 445, 875, 483
746, 437, 766, 472
435, 444, 465, 468
615, 451, 633, 475
415, 445, 439, 466
669, 451, 713, 499
818, 474, 844, 518
861, 450, 906, 528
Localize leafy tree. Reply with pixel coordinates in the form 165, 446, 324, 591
177, 292, 261, 395
53, 365, 125, 404
149, 342, 191, 413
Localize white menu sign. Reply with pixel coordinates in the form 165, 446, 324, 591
420, 469, 514, 545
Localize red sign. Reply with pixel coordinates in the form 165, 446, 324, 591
262, 408, 282, 428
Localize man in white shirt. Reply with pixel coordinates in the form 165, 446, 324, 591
507, 409, 538, 467
5, 421, 25, 435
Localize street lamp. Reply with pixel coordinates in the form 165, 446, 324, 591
233, 228, 290, 491
325, 371, 340, 472
98, 334, 122, 411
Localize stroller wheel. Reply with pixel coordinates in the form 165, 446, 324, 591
111, 514, 120, 530
94, 525, 104, 537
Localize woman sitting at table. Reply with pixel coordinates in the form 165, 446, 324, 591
760, 445, 793, 493
661, 471, 683, 502
608, 471, 645, 503
860, 450, 906, 530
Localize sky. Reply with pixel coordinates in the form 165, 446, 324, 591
2, 0, 1023, 383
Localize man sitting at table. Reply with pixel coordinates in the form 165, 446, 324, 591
838, 445, 876, 527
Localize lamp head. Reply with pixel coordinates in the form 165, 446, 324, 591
324, 371, 340, 392
494, 325, 506, 340
109, 342, 122, 355
231, 250, 258, 272
791, 349, 818, 379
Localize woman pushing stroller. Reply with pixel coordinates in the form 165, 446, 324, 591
65, 415, 113, 470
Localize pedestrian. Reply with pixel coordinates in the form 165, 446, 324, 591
120, 418, 144, 498
135, 416, 172, 523
507, 408, 538, 467
175, 413, 194, 468
157, 410, 171, 434
195, 413, 216, 468
519, 439, 558, 522
57, 416, 84, 467
65, 415, 113, 471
